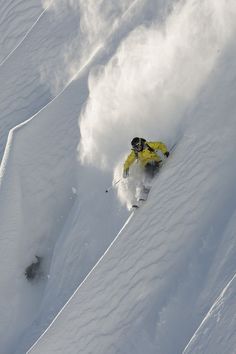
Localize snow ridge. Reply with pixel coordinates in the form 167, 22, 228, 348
184, 274, 236, 354
0, 0, 44, 65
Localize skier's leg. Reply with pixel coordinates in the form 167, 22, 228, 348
135, 177, 145, 202
145, 161, 160, 180
144, 161, 159, 186
139, 162, 160, 201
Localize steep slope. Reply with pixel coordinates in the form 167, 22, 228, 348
0, 75, 80, 354
0, 0, 86, 159
28, 14, 236, 354
0, 0, 173, 160
0, 59, 126, 354
28, 103, 236, 354
0, 0, 43, 64
184, 274, 236, 354
0, 0, 236, 353
0, 1, 177, 353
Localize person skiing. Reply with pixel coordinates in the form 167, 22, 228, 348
123, 137, 169, 180
123, 137, 169, 206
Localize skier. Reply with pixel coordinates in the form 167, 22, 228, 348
123, 137, 169, 204
123, 137, 169, 178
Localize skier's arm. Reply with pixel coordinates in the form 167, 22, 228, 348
149, 141, 169, 155
123, 150, 136, 177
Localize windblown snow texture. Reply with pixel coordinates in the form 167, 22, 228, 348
0, 1, 236, 354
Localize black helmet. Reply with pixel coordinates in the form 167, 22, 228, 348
131, 137, 146, 151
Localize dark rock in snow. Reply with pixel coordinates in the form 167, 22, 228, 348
25, 256, 42, 281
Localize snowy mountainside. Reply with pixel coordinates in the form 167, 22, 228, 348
0, 0, 43, 64
28, 3, 236, 353
0, 0, 142, 159
184, 274, 236, 354
29, 32, 236, 354
28, 87, 236, 354
0, 77, 80, 353
0, 0, 236, 354
0, 0, 176, 352
0, 60, 126, 353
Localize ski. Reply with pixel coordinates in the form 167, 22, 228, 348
132, 205, 139, 209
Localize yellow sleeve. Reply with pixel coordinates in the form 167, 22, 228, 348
148, 141, 168, 154
123, 150, 136, 171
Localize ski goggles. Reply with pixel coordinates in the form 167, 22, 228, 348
132, 140, 143, 151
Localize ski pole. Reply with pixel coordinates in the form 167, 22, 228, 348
105, 178, 122, 193
170, 142, 177, 152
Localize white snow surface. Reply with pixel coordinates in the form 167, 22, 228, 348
0, 0, 236, 353
0, 0, 44, 64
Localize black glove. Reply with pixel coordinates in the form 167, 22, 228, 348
123, 168, 129, 178
164, 151, 169, 158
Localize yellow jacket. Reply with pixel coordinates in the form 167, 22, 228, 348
123, 141, 168, 171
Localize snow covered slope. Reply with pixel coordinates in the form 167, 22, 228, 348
0, 0, 174, 352
0, 36, 127, 354
28, 5, 236, 352
0, 0, 44, 64
0, 0, 149, 159
27, 69, 236, 354
0, 0, 236, 353
184, 274, 236, 354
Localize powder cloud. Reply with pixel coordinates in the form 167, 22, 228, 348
79, 0, 236, 172
40, 0, 138, 94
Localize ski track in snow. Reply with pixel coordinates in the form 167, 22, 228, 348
28, 31, 236, 353
0, 0, 169, 161
0, 0, 44, 64
28, 125, 236, 354
184, 274, 236, 354
0, 0, 176, 352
